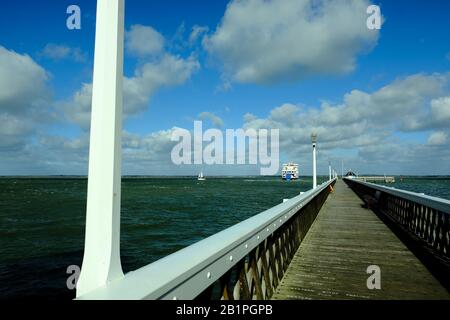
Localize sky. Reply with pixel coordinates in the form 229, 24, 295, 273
0, 0, 449, 176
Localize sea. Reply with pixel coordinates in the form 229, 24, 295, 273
0, 176, 449, 299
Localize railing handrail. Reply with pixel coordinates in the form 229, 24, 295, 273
343, 178, 450, 214
77, 179, 336, 300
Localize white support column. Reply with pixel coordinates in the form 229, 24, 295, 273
77, 0, 125, 297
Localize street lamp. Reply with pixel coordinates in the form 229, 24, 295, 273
328, 160, 332, 181
311, 132, 317, 189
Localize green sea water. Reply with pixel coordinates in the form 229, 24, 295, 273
0, 176, 449, 299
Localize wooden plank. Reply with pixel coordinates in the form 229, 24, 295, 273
272, 180, 450, 300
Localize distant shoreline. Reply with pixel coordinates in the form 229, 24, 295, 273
1, 175, 450, 179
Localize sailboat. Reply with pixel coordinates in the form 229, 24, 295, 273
198, 171, 206, 181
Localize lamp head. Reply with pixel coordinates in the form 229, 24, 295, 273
311, 132, 318, 144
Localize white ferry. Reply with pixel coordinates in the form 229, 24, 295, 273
282, 163, 299, 180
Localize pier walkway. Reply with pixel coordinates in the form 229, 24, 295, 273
272, 180, 449, 300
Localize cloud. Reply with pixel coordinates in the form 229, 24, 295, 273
427, 131, 448, 146
430, 97, 450, 125
2, 129, 178, 175
63, 54, 199, 129
189, 25, 209, 46
122, 129, 176, 164
64, 25, 200, 129
62, 83, 93, 129
245, 73, 449, 140
3, 71, 450, 175
320, 73, 449, 130
400, 94, 450, 131
243, 113, 257, 122
0, 46, 52, 150
39, 43, 87, 62
204, 0, 380, 84
241, 72, 450, 173
125, 25, 165, 57
123, 53, 200, 116
198, 112, 224, 128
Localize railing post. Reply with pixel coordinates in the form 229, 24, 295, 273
76, 0, 125, 297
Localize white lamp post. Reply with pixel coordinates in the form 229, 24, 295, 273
77, 0, 125, 297
311, 132, 317, 189
329, 161, 332, 181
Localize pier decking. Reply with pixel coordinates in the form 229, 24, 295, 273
272, 180, 449, 300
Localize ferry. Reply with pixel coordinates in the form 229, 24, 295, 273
282, 163, 299, 181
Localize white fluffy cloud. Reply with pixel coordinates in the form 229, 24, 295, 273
320, 73, 449, 130
39, 43, 87, 62
427, 131, 448, 146
64, 25, 200, 129
125, 25, 165, 57
0, 46, 52, 150
430, 97, 450, 124
204, 0, 380, 84
56, 70, 450, 175
242, 73, 450, 173
198, 112, 224, 128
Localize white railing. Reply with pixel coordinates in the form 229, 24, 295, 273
344, 178, 450, 214
77, 179, 336, 300
344, 178, 450, 271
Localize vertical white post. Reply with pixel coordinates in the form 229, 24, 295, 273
77, 0, 125, 297
313, 147, 317, 188
329, 161, 332, 181
311, 133, 317, 189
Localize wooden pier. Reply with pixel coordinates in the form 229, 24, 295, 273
272, 180, 449, 300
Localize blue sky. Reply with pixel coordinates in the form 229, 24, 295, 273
0, 0, 449, 176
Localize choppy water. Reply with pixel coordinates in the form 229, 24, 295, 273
377, 176, 450, 200
0, 176, 449, 299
